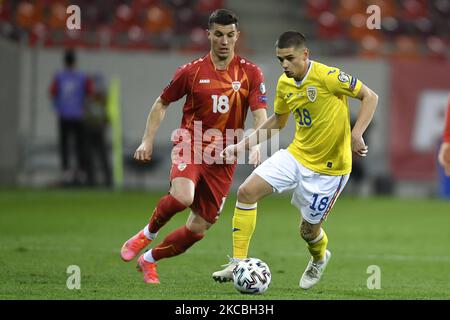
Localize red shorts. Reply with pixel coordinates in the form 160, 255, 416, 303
170, 161, 236, 224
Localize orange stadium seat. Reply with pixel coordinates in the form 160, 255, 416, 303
358, 34, 385, 59
336, 0, 365, 20
367, 0, 397, 18
347, 12, 380, 41
391, 35, 421, 60
47, 2, 67, 30
143, 4, 174, 33
16, 1, 43, 29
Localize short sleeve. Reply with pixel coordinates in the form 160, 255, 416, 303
274, 80, 289, 114
323, 67, 362, 98
247, 66, 267, 111
160, 65, 189, 103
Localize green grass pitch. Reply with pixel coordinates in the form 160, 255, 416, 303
0, 190, 449, 299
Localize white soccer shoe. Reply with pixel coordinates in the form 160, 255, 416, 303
299, 250, 331, 289
212, 257, 241, 283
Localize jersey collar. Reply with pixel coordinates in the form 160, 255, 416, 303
208, 52, 236, 71
294, 60, 313, 87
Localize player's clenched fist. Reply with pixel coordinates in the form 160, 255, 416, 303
221, 143, 246, 163
248, 145, 261, 167
134, 140, 153, 162
351, 134, 368, 157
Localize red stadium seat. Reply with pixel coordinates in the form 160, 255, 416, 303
125, 25, 155, 50
28, 22, 48, 46
0, 0, 13, 22
132, 0, 160, 12
425, 36, 448, 60
179, 26, 209, 53
173, 7, 199, 34
401, 0, 428, 20
317, 11, 342, 39
306, 0, 332, 18
112, 4, 138, 32
196, 0, 225, 15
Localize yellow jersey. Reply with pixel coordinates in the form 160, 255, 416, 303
274, 60, 362, 175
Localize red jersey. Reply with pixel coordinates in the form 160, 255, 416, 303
444, 95, 450, 143
160, 53, 267, 151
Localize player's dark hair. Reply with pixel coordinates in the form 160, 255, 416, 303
64, 49, 76, 68
208, 9, 239, 29
276, 31, 307, 49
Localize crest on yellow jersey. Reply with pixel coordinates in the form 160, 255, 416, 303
307, 86, 317, 102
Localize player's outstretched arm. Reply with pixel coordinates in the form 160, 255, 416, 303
352, 84, 378, 157
222, 112, 289, 162
134, 97, 170, 162
249, 108, 268, 167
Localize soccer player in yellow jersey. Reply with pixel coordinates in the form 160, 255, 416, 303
212, 31, 378, 289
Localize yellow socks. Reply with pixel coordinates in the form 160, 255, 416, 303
307, 229, 328, 262
232, 202, 257, 259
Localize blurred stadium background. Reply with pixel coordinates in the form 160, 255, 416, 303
0, 0, 449, 196
0, 0, 449, 300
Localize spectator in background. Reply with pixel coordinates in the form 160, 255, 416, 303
438, 96, 450, 177
84, 74, 112, 187
49, 49, 94, 186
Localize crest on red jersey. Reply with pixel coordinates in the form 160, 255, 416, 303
232, 81, 241, 92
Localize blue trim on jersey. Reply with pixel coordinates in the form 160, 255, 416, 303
349, 77, 357, 91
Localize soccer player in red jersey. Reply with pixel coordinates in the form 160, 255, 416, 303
438, 95, 450, 176
120, 9, 268, 284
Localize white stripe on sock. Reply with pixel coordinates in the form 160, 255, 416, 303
308, 229, 324, 245
235, 201, 257, 210
143, 225, 157, 240
143, 249, 155, 263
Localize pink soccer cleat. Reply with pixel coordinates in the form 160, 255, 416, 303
136, 255, 160, 284
120, 230, 151, 262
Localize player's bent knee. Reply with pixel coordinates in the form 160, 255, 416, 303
186, 222, 209, 234
186, 212, 212, 233
300, 220, 320, 242
170, 192, 194, 207
237, 184, 257, 204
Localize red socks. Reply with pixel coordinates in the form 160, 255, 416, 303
148, 194, 187, 233
152, 226, 204, 261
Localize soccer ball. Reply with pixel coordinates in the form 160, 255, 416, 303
232, 258, 271, 294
